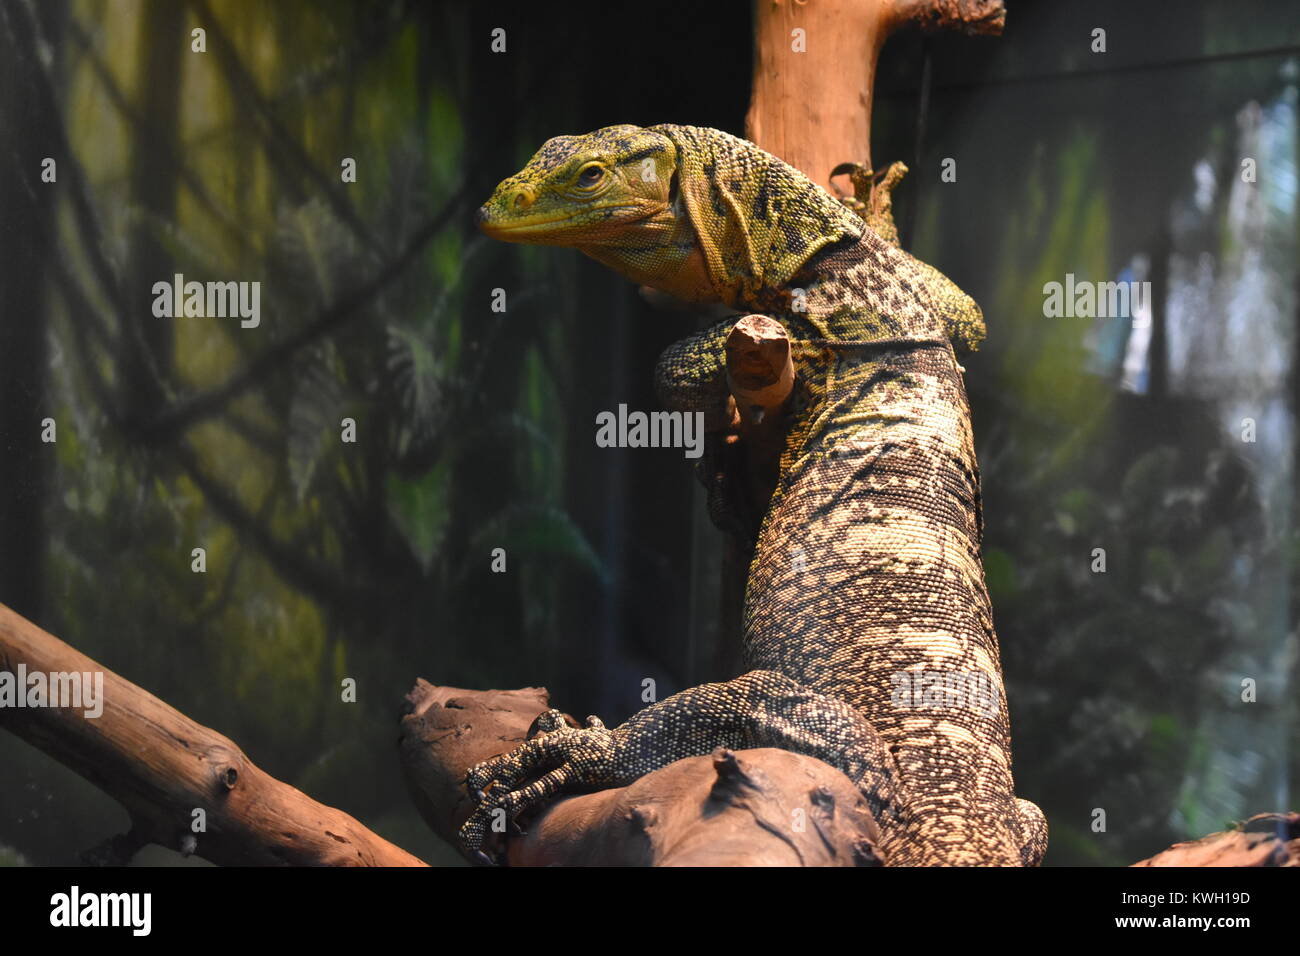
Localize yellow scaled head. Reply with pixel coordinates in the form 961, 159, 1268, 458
478, 123, 866, 308
477, 125, 677, 245
479, 125, 726, 302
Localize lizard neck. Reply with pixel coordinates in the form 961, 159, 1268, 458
650, 124, 866, 308
577, 209, 718, 304
763, 230, 978, 349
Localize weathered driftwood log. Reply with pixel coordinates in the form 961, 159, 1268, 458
724, 314, 796, 516
401, 680, 1300, 867
0, 602, 424, 866
398, 680, 883, 866
1132, 813, 1300, 867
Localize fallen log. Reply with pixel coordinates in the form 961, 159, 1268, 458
0, 602, 424, 866
398, 680, 882, 866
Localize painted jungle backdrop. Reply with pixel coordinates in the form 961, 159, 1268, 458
0, 0, 1297, 865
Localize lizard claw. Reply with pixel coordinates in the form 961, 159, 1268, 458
458, 713, 620, 858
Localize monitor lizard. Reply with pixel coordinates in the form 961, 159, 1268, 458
462, 123, 1046, 866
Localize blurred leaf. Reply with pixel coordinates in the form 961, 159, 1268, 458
1120, 447, 1179, 512
1142, 545, 1178, 600
288, 343, 346, 501
269, 198, 360, 311
466, 503, 608, 587
0, 844, 28, 867
386, 464, 450, 573
387, 321, 443, 455
984, 547, 1019, 602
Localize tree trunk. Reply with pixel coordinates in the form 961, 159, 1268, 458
746, 0, 1005, 189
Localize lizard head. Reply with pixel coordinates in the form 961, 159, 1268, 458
477, 125, 717, 301
477, 125, 675, 242
478, 123, 865, 307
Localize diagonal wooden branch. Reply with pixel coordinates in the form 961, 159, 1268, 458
0, 603, 425, 867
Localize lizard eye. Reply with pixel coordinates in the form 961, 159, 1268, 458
576, 163, 606, 189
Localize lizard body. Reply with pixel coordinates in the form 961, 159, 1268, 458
466, 124, 1046, 866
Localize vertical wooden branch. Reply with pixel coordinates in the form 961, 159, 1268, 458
746, 0, 1005, 190
714, 0, 1007, 641
732, 0, 1006, 485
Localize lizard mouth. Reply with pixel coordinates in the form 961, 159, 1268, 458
477, 203, 657, 239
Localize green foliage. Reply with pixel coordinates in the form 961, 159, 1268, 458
386, 464, 450, 573
6, 0, 611, 866
9, 0, 1296, 871
466, 503, 609, 588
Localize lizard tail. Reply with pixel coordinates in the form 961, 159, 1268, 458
1016, 797, 1049, 866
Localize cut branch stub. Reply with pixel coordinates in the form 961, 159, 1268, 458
726, 314, 794, 426
888, 0, 1006, 35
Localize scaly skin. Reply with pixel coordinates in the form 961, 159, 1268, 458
466, 124, 1046, 866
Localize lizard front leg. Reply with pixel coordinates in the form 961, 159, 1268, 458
655, 316, 785, 542
458, 669, 912, 860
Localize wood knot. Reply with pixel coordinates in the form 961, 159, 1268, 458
809, 786, 836, 814
710, 748, 755, 786
627, 805, 659, 831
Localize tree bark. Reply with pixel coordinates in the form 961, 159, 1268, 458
1132, 814, 1299, 867
746, 0, 1004, 188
